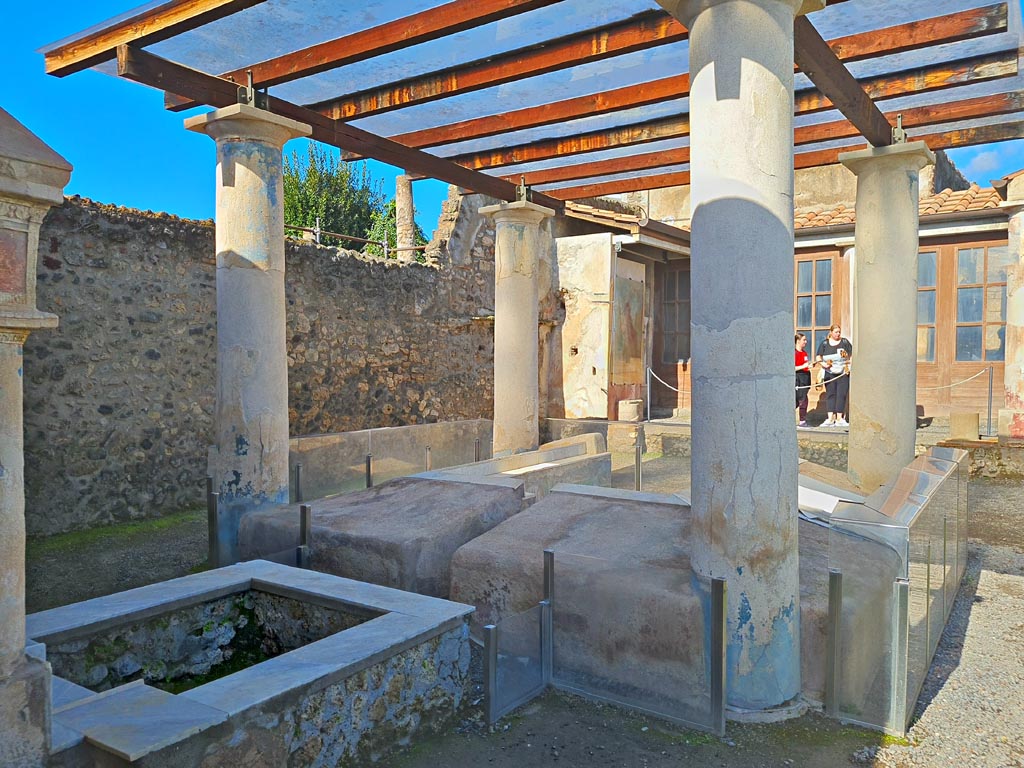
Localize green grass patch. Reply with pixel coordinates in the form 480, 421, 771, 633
27, 508, 205, 560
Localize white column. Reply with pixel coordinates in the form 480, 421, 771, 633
658, 0, 822, 712
999, 177, 1024, 440
186, 105, 310, 563
395, 173, 416, 262
841, 143, 934, 491
0, 107, 69, 766
479, 200, 554, 455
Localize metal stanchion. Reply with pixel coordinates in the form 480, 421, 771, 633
294, 463, 303, 503
634, 423, 644, 491
889, 578, 911, 735
825, 569, 842, 717
474, 437, 482, 463
365, 453, 373, 488
484, 624, 499, 725
924, 541, 932, 658
542, 550, 554, 685
425, 445, 432, 471
710, 577, 727, 737
207, 490, 221, 569
297, 503, 312, 569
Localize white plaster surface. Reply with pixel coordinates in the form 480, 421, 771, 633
395, 173, 416, 259
841, 142, 934, 490
999, 191, 1024, 438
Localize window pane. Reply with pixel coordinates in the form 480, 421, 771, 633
987, 245, 1012, 283
956, 326, 983, 361
918, 251, 937, 288
662, 334, 676, 363
664, 304, 676, 333
665, 272, 676, 301
985, 325, 1005, 361
957, 248, 984, 285
957, 287, 984, 323
814, 330, 829, 356
815, 295, 832, 326
677, 333, 690, 362
797, 261, 813, 293
797, 296, 812, 327
917, 290, 936, 324
986, 285, 1007, 324
677, 301, 690, 333
815, 259, 832, 293
677, 270, 690, 298
917, 327, 935, 362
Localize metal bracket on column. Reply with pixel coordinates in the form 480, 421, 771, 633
517, 175, 530, 203
237, 69, 269, 110
891, 114, 907, 145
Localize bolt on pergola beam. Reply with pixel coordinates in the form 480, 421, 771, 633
544, 120, 1024, 201
44, 0, 269, 77
165, 0, 567, 111
116, 45, 564, 212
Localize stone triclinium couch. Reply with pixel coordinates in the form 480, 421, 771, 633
240, 434, 612, 598
449, 483, 901, 706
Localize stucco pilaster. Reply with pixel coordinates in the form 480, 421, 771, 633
841, 142, 934, 490
479, 200, 553, 455
998, 194, 1024, 440
186, 105, 310, 562
657, 0, 809, 711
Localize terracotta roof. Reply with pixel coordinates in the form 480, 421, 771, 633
795, 184, 1003, 230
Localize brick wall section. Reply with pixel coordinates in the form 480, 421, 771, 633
24, 192, 495, 535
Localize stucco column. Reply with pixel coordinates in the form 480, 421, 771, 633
186, 105, 310, 563
841, 143, 934, 491
998, 176, 1024, 440
479, 200, 554, 455
657, 0, 823, 712
395, 173, 416, 262
0, 107, 70, 766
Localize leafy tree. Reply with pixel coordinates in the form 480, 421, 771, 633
365, 199, 429, 259
283, 143, 385, 247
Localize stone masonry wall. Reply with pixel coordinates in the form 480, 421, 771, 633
24, 193, 495, 535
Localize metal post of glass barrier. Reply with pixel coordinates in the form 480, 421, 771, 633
889, 578, 911, 737
425, 445, 432, 471
298, 504, 312, 569
484, 624, 499, 725
634, 423, 644, 491
825, 568, 842, 718
475, 437, 482, 463
987, 365, 994, 436
294, 462, 303, 504
711, 577, 727, 737
205, 477, 217, 568
646, 367, 652, 422
924, 540, 932, 658
942, 517, 949, 621
543, 550, 554, 685
365, 453, 373, 488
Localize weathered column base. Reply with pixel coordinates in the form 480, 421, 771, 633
0, 655, 51, 767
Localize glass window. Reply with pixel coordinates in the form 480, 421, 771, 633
956, 326, 983, 361
918, 251, 937, 287
957, 248, 984, 285
918, 290, 935, 324
661, 265, 690, 363
917, 327, 935, 363
815, 259, 832, 293
797, 261, 813, 293
987, 245, 1012, 283
986, 285, 1007, 324
957, 287, 983, 323
665, 274, 676, 301
985, 325, 1005, 361
815, 295, 831, 326
797, 296, 812, 327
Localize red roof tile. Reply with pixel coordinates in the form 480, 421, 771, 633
794, 184, 1002, 230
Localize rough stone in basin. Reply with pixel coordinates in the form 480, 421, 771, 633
240, 476, 525, 597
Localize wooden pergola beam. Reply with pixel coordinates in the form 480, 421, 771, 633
44, 0, 267, 77
165, 0, 565, 111
307, 10, 688, 120
794, 15, 894, 147
116, 45, 564, 212
502, 90, 1023, 187
544, 121, 1024, 201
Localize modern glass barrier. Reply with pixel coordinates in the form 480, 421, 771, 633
289, 430, 371, 501
484, 603, 547, 724
549, 551, 723, 734
544, 418, 691, 496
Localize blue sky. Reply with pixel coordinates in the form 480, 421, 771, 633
2, 2, 1023, 237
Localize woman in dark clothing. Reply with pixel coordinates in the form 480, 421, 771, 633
816, 324, 853, 428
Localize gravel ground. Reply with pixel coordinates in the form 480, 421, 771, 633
23, 474, 1024, 767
